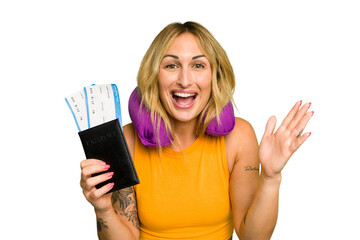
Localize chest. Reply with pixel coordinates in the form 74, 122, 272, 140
134, 136, 232, 230
135, 170, 232, 230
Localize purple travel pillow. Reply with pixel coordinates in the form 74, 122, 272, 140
129, 87, 235, 147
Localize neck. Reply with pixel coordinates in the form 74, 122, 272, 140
169, 118, 198, 151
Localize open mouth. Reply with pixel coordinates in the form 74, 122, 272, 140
172, 91, 198, 107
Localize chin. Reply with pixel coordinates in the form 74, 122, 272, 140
170, 111, 198, 123
167, 102, 205, 124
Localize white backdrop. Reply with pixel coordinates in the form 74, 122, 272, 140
1, 1, 359, 239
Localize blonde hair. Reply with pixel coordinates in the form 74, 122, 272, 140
137, 21, 235, 147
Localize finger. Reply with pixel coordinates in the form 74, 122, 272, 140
292, 111, 314, 139
280, 100, 302, 128
83, 172, 114, 191
80, 159, 106, 169
264, 115, 277, 137
88, 182, 115, 201
288, 102, 312, 131
81, 163, 111, 180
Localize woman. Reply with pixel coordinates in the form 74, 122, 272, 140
80, 22, 313, 240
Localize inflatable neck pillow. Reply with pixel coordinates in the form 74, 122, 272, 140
129, 88, 235, 147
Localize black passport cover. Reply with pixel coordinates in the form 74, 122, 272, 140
78, 119, 139, 193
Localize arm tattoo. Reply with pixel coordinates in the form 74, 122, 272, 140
97, 218, 109, 232
244, 166, 259, 172
111, 187, 140, 230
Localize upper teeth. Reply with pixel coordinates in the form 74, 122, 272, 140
174, 92, 196, 97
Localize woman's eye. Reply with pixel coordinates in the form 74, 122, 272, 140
194, 63, 205, 69
165, 64, 178, 69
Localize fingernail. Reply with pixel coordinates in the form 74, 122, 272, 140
108, 183, 115, 189
98, 161, 106, 165
311, 111, 314, 116
298, 100, 302, 105
308, 102, 312, 108
308, 132, 312, 137
104, 164, 110, 170
107, 172, 114, 178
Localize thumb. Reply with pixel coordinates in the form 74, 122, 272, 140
264, 115, 277, 137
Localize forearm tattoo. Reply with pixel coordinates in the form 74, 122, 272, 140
244, 166, 259, 172
97, 218, 109, 232
111, 187, 140, 230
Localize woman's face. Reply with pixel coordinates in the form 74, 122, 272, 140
158, 33, 212, 124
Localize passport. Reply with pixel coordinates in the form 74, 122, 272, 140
66, 84, 139, 192
78, 119, 139, 192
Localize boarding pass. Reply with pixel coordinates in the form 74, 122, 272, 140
65, 84, 122, 131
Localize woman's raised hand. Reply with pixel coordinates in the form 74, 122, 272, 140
259, 101, 314, 180
80, 159, 115, 213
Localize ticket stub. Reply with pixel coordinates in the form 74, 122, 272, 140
65, 89, 88, 131
84, 84, 122, 128
65, 84, 122, 131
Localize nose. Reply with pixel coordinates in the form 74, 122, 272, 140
177, 66, 193, 88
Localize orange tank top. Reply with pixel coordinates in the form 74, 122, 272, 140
134, 133, 234, 239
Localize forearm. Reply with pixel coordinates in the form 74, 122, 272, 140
95, 208, 138, 240
238, 173, 281, 240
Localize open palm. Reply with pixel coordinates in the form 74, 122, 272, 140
259, 101, 314, 179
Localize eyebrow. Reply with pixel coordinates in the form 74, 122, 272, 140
192, 55, 206, 60
162, 54, 206, 60
163, 54, 179, 59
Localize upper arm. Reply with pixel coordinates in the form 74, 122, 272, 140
110, 123, 140, 238
226, 118, 260, 236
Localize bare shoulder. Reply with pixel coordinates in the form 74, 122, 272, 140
226, 117, 256, 139
225, 117, 258, 153
123, 123, 135, 159
225, 118, 259, 172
